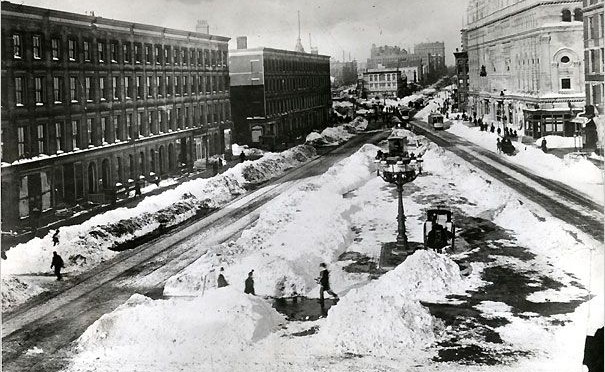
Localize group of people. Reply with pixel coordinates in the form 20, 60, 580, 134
216, 263, 339, 302
496, 137, 515, 155
474, 118, 519, 138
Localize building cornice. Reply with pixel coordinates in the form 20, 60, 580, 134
230, 47, 330, 60
465, 23, 582, 50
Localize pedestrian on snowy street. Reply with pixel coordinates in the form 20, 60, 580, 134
50, 251, 65, 281
52, 229, 60, 246
217, 267, 229, 288
244, 270, 255, 295
490, 123, 495, 133
212, 160, 219, 176
496, 138, 502, 154
218, 157, 224, 168
541, 138, 548, 153
239, 151, 247, 163
317, 263, 339, 302
497, 127, 501, 136
134, 179, 142, 197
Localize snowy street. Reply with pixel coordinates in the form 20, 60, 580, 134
2, 123, 602, 371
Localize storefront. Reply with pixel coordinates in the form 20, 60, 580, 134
523, 109, 583, 139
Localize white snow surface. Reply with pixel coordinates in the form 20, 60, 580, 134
447, 120, 604, 204
1, 145, 317, 311
305, 126, 355, 146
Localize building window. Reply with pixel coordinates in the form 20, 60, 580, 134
53, 77, 63, 103
562, 9, 571, 22
69, 76, 78, 102
560, 56, 570, 64
51, 38, 60, 60
134, 44, 141, 63
35, 77, 44, 105
98, 42, 105, 62
166, 76, 172, 96
164, 46, 170, 64
100, 77, 107, 101
85, 77, 93, 101
561, 78, 571, 89
33, 35, 42, 59
84, 40, 91, 61
55, 121, 64, 152
573, 8, 582, 22
155, 45, 161, 64
37, 124, 46, 155
86, 118, 93, 146
110, 42, 118, 62
114, 115, 121, 142
126, 113, 132, 139
146, 76, 152, 97
123, 43, 130, 63
112, 76, 119, 100
125, 76, 131, 99
157, 76, 163, 97
101, 117, 108, 144
71, 120, 80, 150
137, 76, 143, 98
17, 126, 27, 157
183, 76, 188, 95
145, 45, 152, 64
68, 39, 77, 61
13, 34, 22, 58
138, 112, 145, 136
15, 77, 24, 106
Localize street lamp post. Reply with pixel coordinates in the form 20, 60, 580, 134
376, 155, 423, 254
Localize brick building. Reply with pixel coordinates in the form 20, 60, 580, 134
453, 47, 469, 112
1, 2, 232, 229
229, 40, 331, 149
362, 68, 404, 97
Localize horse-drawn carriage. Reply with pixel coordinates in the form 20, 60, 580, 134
423, 208, 455, 252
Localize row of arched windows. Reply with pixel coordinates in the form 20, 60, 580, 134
562, 8, 582, 22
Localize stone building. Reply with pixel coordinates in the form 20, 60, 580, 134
453, 46, 469, 112
465, 0, 585, 139
414, 41, 447, 76
1, 2, 232, 229
366, 44, 424, 82
229, 39, 331, 149
362, 68, 404, 97
581, 0, 604, 150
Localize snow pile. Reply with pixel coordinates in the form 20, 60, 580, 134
315, 250, 462, 357
68, 289, 284, 371
1, 277, 45, 311
342, 116, 368, 133
305, 126, 355, 146
164, 144, 381, 298
535, 135, 578, 149
1, 145, 316, 311
333, 100, 353, 108
231, 144, 265, 157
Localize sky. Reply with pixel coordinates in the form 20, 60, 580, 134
14, 0, 468, 65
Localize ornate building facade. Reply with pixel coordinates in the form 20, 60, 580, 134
1, 2, 232, 228
465, 0, 585, 138
229, 41, 331, 149
582, 0, 604, 150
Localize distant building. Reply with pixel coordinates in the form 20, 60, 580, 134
1, 2, 232, 229
399, 66, 420, 84
453, 44, 469, 112
229, 39, 331, 149
465, 0, 585, 138
363, 68, 404, 97
414, 41, 446, 75
366, 44, 424, 82
331, 59, 358, 86
581, 0, 604, 150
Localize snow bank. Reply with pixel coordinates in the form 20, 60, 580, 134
67, 289, 284, 371
1, 145, 316, 312
305, 126, 355, 146
164, 144, 382, 298
1, 277, 45, 311
231, 143, 265, 157
447, 121, 603, 203
535, 135, 578, 149
342, 116, 368, 133
315, 250, 462, 357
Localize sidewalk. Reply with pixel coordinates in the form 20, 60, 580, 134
1, 158, 247, 255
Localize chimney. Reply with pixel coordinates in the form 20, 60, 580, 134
236, 36, 248, 50
196, 20, 209, 34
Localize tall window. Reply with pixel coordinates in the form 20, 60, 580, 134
146, 76, 152, 97
134, 44, 141, 63
110, 42, 118, 62
125, 76, 131, 99
35, 77, 44, 105
15, 77, 24, 106
37, 124, 46, 154
13, 34, 22, 58
113, 115, 121, 142
112, 76, 119, 100
157, 76, 163, 97
561, 78, 571, 89
84, 40, 91, 61
53, 77, 63, 103
100, 117, 107, 144
166, 76, 172, 96
71, 120, 80, 150
86, 118, 93, 146
145, 45, 151, 64
17, 126, 28, 157
55, 121, 64, 152
137, 76, 143, 98
155, 45, 161, 64
85, 77, 93, 101
69, 76, 78, 102
138, 112, 145, 136
126, 113, 132, 139
98, 42, 105, 62
175, 76, 180, 96
33, 35, 42, 59
123, 43, 130, 63
68, 39, 76, 61
51, 38, 60, 60
183, 76, 188, 95
100, 77, 107, 101
562, 9, 571, 22
164, 46, 170, 64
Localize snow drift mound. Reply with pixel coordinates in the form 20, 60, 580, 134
305, 126, 355, 146
1, 277, 45, 312
342, 116, 368, 133
71, 289, 284, 370
316, 250, 462, 357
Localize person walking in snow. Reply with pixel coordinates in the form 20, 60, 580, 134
244, 270, 255, 295
317, 263, 339, 302
541, 138, 548, 153
50, 251, 65, 281
217, 267, 229, 288
496, 138, 502, 154
239, 151, 247, 163
52, 229, 60, 246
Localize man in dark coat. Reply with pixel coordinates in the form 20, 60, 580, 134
239, 151, 247, 163
427, 223, 451, 253
244, 270, 255, 295
51, 251, 64, 281
217, 267, 229, 288
317, 263, 339, 302
52, 229, 60, 246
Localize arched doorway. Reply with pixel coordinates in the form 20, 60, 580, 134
168, 143, 175, 170
150, 149, 156, 174
101, 159, 110, 190
213, 132, 219, 154
87, 162, 97, 194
